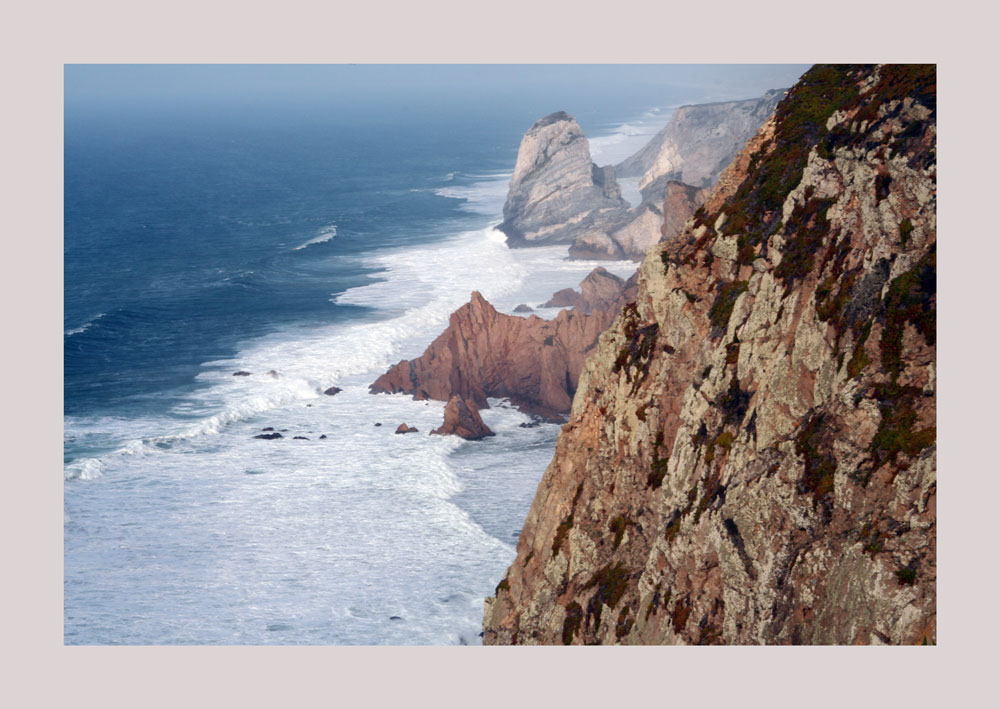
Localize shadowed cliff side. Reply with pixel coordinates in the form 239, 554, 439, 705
484, 64, 936, 645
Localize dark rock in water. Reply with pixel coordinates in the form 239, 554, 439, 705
280, 429, 288, 432
306, 404, 312, 407
254, 432, 283, 440
233, 371, 251, 376
542, 288, 580, 308
324, 386, 342, 396
293, 436, 309, 440
389, 616, 403, 621
374, 423, 382, 427
266, 370, 279, 378
519, 420, 542, 429
395, 423, 418, 434
262, 427, 275, 432
319, 434, 327, 439
430, 396, 495, 440
513, 304, 534, 313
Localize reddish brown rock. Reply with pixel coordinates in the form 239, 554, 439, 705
370, 289, 623, 421
660, 180, 707, 242
575, 267, 626, 313
430, 396, 495, 440
394, 423, 418, 434
541, 288, 580, 308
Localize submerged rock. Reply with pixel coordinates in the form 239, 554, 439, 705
323, 386, 342, 396
430, 396, 495, 440
253, 432, 283, 440
233, 371, 251, 377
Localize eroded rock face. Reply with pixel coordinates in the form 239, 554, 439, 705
370, 290, 621, 422
430, 396, 495, 440
484, 65, 936, 646
616, 89, 786, 190
499, 112, 630, 248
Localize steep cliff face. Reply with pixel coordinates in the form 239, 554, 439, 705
499, 112, 630, 247
616, 90, 785, 190
484, 65, 936, 645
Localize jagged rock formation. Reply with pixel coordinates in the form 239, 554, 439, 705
484, 65, 936, 645
371, 268, 637, 421
430, 396, 495, 440
370, 288, 618, 422
499, 112, 630, 248
616, 90, 786, 191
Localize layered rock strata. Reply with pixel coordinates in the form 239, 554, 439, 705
484, 65, 936, 645
499, 112, 630, 248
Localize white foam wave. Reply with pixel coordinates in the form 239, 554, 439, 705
64, 312, 105, 337
65, 458, 104, 481
434, 174, 510, 216
293, 225, 337, 251
589, 106, 676, 166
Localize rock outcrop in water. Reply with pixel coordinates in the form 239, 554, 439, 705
370, 269, 637, 421
484, 65, 936, 645
430, 396, 495, 440
500, 94, 783, 263
499, 112, 630, 249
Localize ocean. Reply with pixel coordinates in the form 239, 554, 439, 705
64, 65, 802, 644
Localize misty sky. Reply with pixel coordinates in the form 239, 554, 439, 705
66, 64, 812, 113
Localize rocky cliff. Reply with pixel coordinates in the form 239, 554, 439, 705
484, 65, 936, 645
499, 112, 630, 248
616, 90, 785, 191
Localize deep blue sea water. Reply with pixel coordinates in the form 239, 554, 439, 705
64, 65, 808, 644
